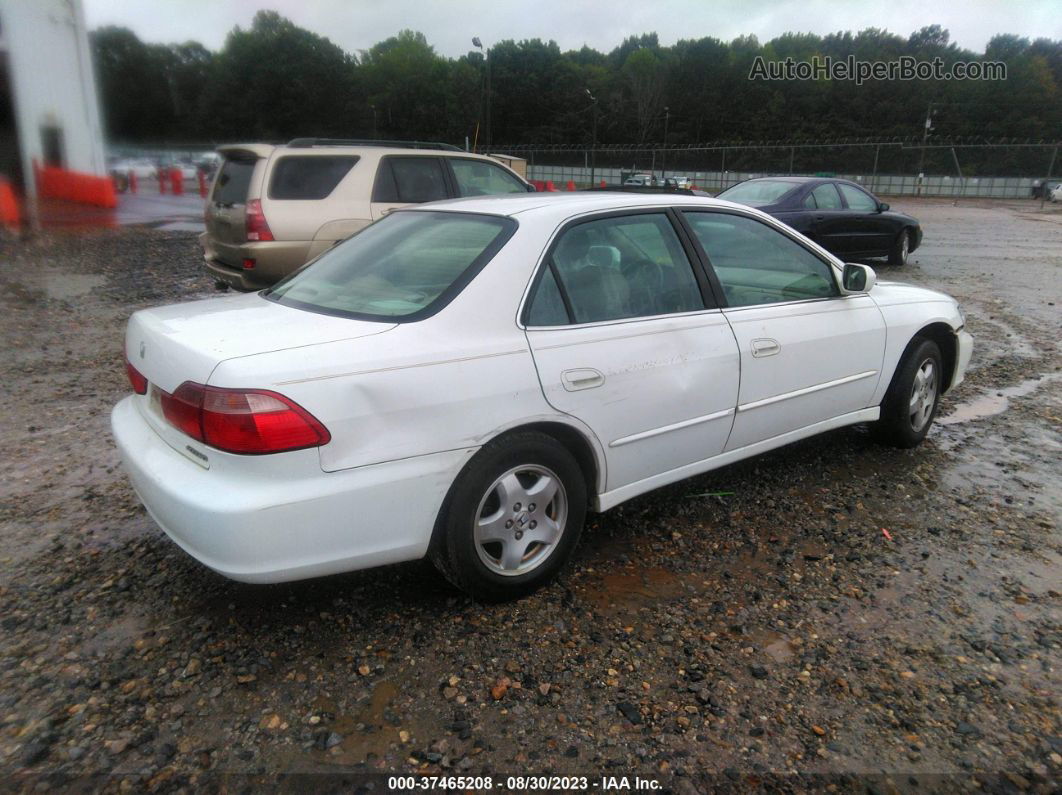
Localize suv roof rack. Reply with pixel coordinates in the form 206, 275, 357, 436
582, 185, 713, 196
286, 138, 464, 152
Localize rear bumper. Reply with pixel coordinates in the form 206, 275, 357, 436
111, 396, 474, 583
199, 234, 310, 290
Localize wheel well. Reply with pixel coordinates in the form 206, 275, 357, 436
518, 422, 601, 503
912, 322, 958, 391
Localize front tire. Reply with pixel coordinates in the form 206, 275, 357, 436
888, 228, 911, 266
872, 338, 942, 448
431, 432, 587, 601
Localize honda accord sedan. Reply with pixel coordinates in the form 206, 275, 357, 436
717, 177, 922, 266
112, 193, 971, 601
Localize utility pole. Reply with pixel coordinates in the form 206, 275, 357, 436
916, 101, 934, 195
661, 106, 670, 184
473, 37, 491, 151
586, 89, 597, 187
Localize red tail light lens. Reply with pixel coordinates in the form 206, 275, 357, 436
157, 382, 329, 454
126, 356, 148, 394
245, 199, 274, 242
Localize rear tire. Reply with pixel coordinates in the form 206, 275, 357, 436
872, 338, 942, 448
431, 431, 586, 602
888, 229, 910, 266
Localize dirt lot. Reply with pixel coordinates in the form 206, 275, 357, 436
0, 198, 1059, 792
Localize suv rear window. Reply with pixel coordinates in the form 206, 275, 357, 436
266, 210, 515, 321
268, 155, 359, 200
212, 157, 256, 205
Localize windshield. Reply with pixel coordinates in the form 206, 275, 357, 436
266, 211, 516, 321
717, 180, 798, 206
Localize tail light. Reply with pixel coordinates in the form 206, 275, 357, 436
158, 382, 329, 454
125, 356, 148, 394
245, 199, 274, 242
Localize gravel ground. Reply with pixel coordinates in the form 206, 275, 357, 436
0, 199, 1059, 793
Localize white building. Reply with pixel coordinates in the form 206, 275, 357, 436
0, 0, 106, 203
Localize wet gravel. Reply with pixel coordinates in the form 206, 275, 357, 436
0, 200, 1059, 792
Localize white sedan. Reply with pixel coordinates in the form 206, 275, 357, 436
112, 193, 973, 600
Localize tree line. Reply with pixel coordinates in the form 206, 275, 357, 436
92, 11, 1061, 150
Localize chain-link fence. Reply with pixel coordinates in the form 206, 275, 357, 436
500, 139, 1060, 198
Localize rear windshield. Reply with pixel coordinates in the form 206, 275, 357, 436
266, 211, 516, 321
212, 156, 256, 205
268, 155, 359, 200
717, 180, 798, 206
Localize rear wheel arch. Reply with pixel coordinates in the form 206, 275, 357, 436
427, 421, 602, 556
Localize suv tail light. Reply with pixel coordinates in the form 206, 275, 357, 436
158, 382, 329, 454
245, 199, 274, 242
126, 356, 148, 394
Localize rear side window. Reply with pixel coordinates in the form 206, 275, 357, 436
450, 159, 527, 196
372, 157, 449, 203
808, 184, 842, 209
268, 155, 358, 200
212, 157, 256, 205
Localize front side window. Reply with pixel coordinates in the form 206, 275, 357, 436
267, 211, 514, 320
527, 213, 704, 325
372, 157, 449, 203
838, 183, 878, 211
450, 159, 527, 196
269, 155, 358, 200
684, 212, 838, 308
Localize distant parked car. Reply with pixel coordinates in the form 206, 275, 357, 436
202, 138, 533, 291
664, 176, 692, 189
717, 177, 922, 265
114, 192, 971, 600
1051, 183, 1062, 203
623, 174, 656, 187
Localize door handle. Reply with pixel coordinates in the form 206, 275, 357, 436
561, 368, 605, 391
814, 215, 825, 221
751, 338, 781, 358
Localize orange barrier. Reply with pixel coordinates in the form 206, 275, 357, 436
197, 171, 208, 198
34, 162, 117, 208
0, 177, 20, 230
545, 181, 557, 192
170, 168, 184, 196
600, 180, 606, 188
566, 180, 576, 191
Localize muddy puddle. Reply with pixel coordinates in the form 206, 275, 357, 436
937, 372, 1062, 425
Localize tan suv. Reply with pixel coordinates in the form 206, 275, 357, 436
201, 139, 533, 290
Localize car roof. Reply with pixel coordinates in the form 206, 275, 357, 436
217, 143, 506, 161
406, 191, 757, 223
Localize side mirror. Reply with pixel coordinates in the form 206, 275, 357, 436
878, 202, 889, 212
842, 262, 877, 293
526, 183, 537, 193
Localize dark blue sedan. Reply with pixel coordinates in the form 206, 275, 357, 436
716, 177, 922, 265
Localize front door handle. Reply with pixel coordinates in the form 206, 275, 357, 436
561, 368, 605, 391
751, 338, 781, 358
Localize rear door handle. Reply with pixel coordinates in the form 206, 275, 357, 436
561, 368, 605, 391
751, 338, 781, 358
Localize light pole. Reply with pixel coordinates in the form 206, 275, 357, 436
370, 104, 377, 139
661, 106, 669, 184
473, 37, 491, 151
586, 88, 597, 187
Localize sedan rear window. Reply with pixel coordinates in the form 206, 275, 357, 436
212, 157, 256, 205
266, 211, 515, 321
268, 155, 359, 200
717, 180, 797, 206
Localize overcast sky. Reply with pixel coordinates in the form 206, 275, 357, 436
83, 0, 1062, 57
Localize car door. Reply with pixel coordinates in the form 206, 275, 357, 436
799, 183, 850, 255
523, 210, 741, 492
680, 209, 886, 451
369, 156, 451, 221
836, 183, 894, 256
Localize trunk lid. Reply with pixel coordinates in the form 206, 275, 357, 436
126, 292, 395, 394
